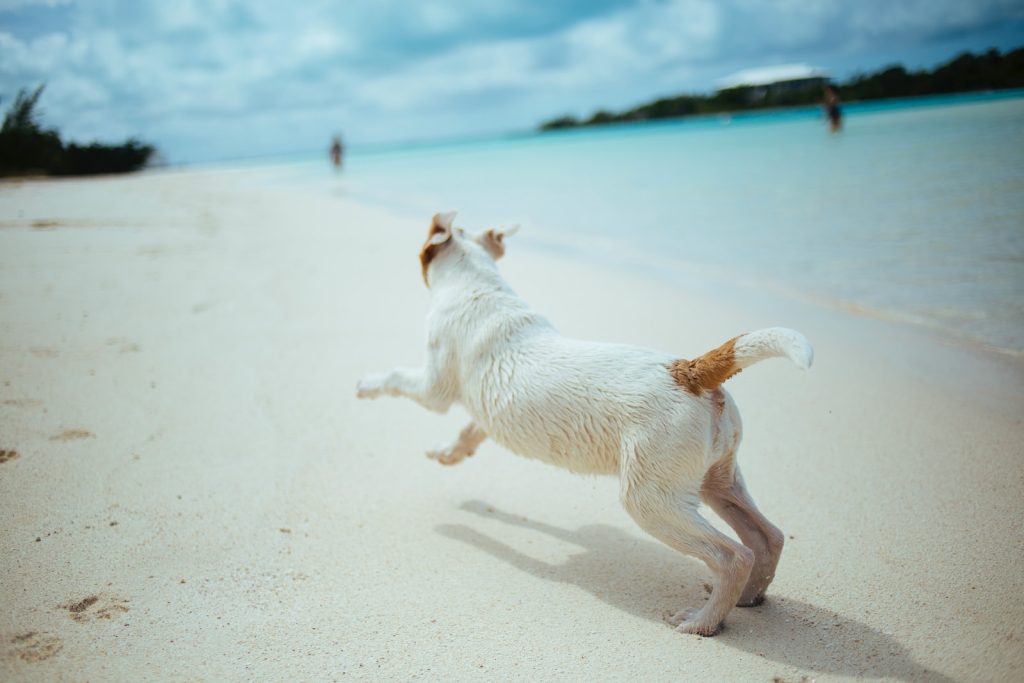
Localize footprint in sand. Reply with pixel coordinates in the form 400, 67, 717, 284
60, 595, 130, 623
0, 449, 18, 464
49, 429, 95, 442
106, 338, 141, 353
3, 631, 63, 663
1, 399, 44, 407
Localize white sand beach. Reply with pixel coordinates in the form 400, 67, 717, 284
1, 170, 1022, 682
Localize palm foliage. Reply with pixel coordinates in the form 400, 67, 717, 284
0, 84, 155, 177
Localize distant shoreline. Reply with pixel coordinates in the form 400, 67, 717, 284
528, 87, 1024, 141
120, 86, 1024, 170
539, 46, 1024, 132
351, 87, 1024, 158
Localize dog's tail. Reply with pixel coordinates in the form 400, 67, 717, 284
669, 327, 813, 394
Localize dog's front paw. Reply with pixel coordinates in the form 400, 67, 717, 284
356, 374, 386, 399
426, 444, 471, 466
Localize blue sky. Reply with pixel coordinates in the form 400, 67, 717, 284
2, 0, 1022, 163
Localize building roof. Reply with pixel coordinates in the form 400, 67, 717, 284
716, 63, 828, 90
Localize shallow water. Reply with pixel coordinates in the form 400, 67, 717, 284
278, 91, 1024, 354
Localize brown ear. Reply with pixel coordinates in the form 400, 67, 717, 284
428, 211, 456, 244
475, 229, 504, 259
475, 224, 517, 260
420, 211, 457, 286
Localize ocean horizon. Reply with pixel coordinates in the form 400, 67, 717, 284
245, 89, 1024, 356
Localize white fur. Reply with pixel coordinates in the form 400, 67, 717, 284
733, 327, 814, 371
357, 213, 812, 636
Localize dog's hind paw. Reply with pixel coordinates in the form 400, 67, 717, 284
667, 608, 722, 637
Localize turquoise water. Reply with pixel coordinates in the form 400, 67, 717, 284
278, 91, 1024, 354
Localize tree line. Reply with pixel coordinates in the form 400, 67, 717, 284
540, 46, 1024, 131
0, 85, 155, 177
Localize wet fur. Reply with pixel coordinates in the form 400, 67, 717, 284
358, 212, 813, 636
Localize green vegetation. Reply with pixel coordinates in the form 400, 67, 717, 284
540, 46, 1024, 131
0, 85, 155, 177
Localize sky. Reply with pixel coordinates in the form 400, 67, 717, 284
2, 0, 1023, 163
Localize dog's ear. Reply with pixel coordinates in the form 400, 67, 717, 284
475, 224, 519, 260
428, 211, 457, 245
420, 211, 457, 286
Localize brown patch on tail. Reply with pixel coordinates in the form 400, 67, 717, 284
668, 336, 742, 394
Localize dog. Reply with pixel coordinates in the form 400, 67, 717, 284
356, 211, 813, 636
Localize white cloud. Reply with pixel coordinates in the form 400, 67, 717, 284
0, 30, 69, 75
564, 0, 719, 72
352, 0, 721, 112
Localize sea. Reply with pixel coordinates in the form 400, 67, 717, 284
259, 90, 1024, 356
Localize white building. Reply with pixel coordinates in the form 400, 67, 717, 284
716, 63, 829, 100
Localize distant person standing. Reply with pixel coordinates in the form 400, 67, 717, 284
329, 135, 344, 171
823, 84, 842, 133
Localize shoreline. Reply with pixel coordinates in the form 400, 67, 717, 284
316, 178, 1024, 365
1, 169, 1022, 681
537, 86, 1024, 135
5, 167, 1022, 397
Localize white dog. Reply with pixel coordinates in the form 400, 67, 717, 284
357, 212, 813, 636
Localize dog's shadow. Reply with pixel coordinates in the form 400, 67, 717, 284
437, 501, 953, 683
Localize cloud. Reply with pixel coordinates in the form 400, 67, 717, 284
345, 1, 720, 114
1, 0, 1021, 162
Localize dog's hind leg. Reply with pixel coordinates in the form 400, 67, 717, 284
427, 422, 487, 466
625, 499, 753, 636
701, 462, 785, 607
619, 453, 753, 636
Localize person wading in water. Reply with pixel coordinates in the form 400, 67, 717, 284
823, 84, 842, 133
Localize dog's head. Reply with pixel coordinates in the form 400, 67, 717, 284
418, 211, 518, 287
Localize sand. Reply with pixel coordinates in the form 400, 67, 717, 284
1, 169, 1022, 682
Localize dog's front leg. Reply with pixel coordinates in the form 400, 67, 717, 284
427, 422, 487, 466
356, 365, 455, 413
